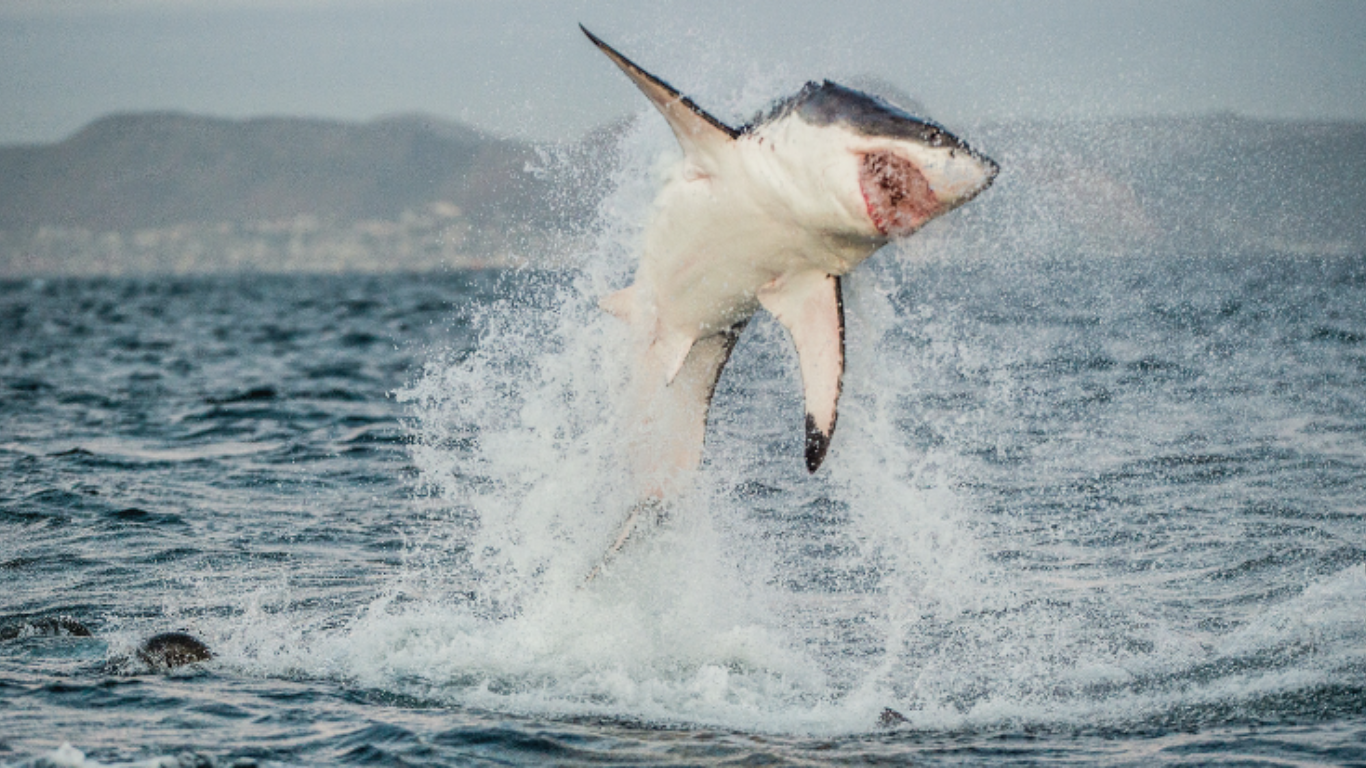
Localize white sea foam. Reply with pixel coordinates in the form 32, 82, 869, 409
25, 744, 180, 768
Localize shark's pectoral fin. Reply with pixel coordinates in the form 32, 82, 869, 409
601, 285, 695, 385
580, 25, 738, 164
758, 272, 845, 472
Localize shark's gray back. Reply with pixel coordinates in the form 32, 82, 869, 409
746, 81, 969, 151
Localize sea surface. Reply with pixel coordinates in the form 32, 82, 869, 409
4, 122, 1366, 765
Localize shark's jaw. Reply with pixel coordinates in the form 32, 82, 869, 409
737, 103, 999, 247
859, 150, 939, 236
770, 79, 999, 240
855, 142, 999, 238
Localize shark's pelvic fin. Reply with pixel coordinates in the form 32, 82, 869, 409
599, 285, 638, 322
652, 326, 698, 385
691, 321, 746, 422
579, 25, 738, 165
757, 272, 845, 472
640, 322, 744, 487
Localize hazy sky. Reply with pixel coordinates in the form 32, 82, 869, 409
2, 0, 1364, 145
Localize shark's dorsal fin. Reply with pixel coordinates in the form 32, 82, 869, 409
757, 271, 845, 472
580, 25, 738, 163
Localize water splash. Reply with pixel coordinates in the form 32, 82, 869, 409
284, 105, 999, 734
175, 108, 1366, 739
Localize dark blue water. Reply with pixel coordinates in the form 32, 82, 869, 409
3, 244, 1364, 765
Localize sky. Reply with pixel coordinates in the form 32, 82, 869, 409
2, 0, 1364, 146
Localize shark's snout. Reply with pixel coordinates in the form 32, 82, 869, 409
975, 151, 1001, 194
934, 147, 999, 207
984, 153, 1001, 179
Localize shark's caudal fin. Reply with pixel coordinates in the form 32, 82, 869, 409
758, 272, 845, 472
584, 497, 665, 584
580, 25, 737, 164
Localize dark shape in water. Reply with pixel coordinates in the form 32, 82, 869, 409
136, 631, 213, 670
0, 615, 93, 641
878, 708, 910, 728
207, 386, 279, 405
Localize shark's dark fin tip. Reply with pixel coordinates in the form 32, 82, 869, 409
804, 413, 831, 473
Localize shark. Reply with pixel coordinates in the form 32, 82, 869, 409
582, 27, 998, 563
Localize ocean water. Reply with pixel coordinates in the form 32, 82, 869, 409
4, 123, 1366, 765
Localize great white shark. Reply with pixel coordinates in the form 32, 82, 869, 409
582, 27, 998, 568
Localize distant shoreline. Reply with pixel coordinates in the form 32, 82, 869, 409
0, 111, 614, 277
2, 111, 1362, 278
0, 210, 537, 280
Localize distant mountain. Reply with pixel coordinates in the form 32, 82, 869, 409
0, 111, 622, 275
0, 112, 573, 232
0, 111, 1361, 277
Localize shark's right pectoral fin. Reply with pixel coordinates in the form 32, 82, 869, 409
601, 284, 696, 385
758, 271, 845, 472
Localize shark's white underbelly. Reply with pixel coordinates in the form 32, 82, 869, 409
639, 164, 877, 339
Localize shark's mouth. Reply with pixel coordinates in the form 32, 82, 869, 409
858, 151, 939, 237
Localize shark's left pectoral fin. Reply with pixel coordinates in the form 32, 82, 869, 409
758, 272, 845, 472
580, 25, 737, 164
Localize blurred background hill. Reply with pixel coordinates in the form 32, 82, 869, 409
0, 111, 1362, 277
0, 112, 615, 276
